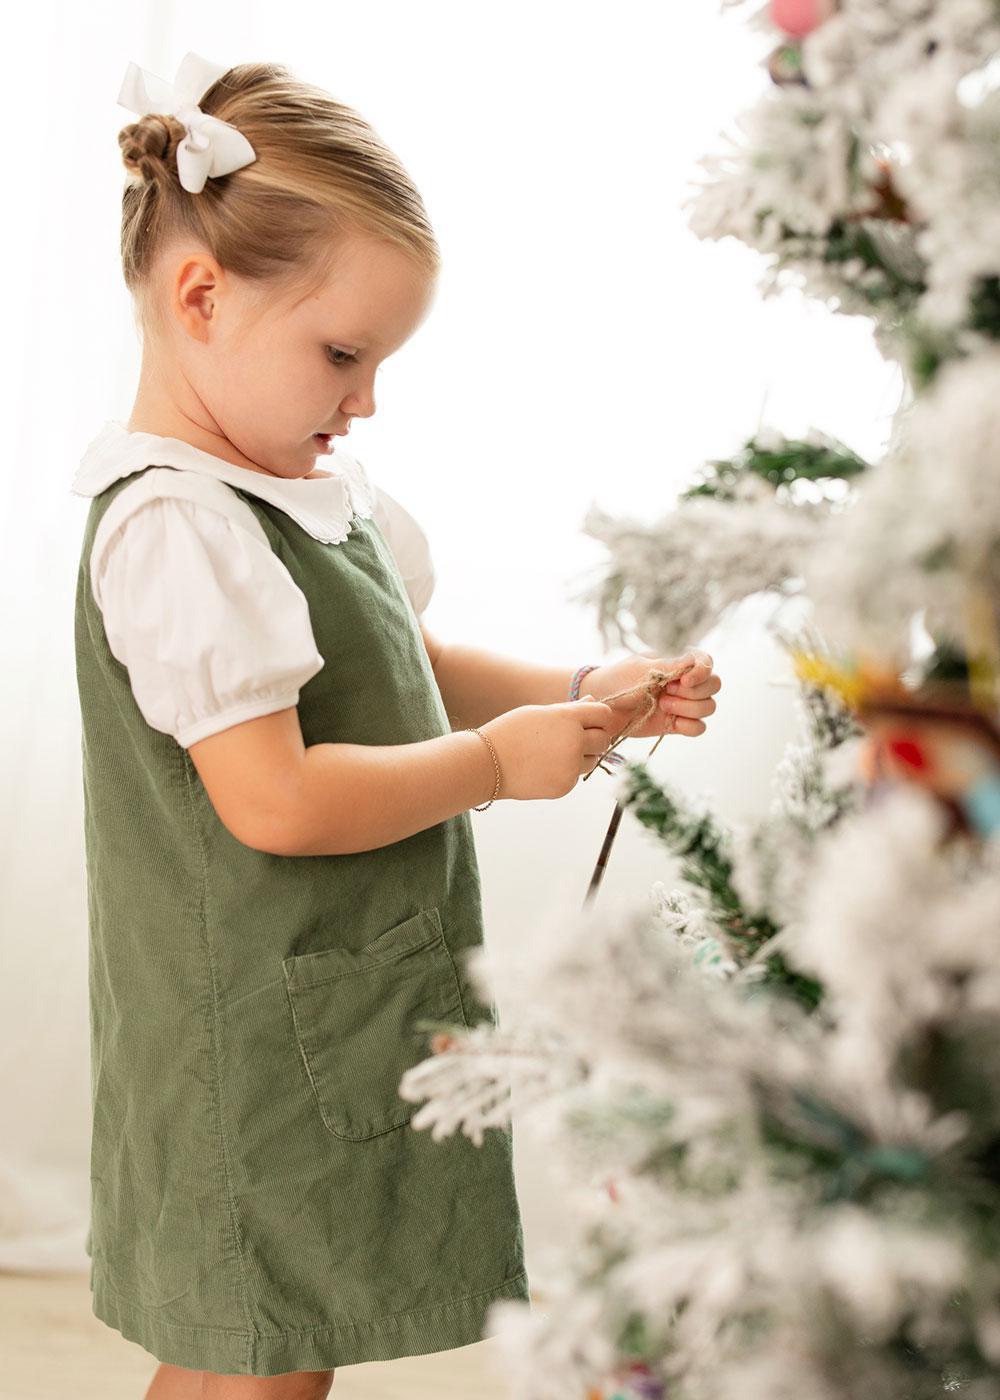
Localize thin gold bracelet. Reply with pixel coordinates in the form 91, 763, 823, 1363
465, 726, 502, 811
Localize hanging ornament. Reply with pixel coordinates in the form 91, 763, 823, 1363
586, 1360, 666, 1400
791, 644, 1000, 837
768, 41, 809, 87
770, 0, 838, 39
862, 700, 1000, 839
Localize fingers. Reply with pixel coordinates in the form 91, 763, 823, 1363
577, 699, 619, 740
661, 673, 721, 702
679, 666, 716, 692
672, 717, 707, 737
582, 725, 619, 750
659, 694, 718, 721
673, 650, 717, 692
578, 695, 615, 716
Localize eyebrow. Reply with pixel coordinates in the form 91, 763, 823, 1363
325, 328, 413, 356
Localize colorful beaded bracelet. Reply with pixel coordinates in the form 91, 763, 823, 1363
570, 663, 626, 769
569, 663, 600, 701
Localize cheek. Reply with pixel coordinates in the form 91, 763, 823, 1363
250, 355, 330, 422
285, 355, 332, 404
212, 342, 273, 399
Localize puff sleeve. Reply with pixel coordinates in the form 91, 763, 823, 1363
371, 484, 436, 616
92, 494, 326, 748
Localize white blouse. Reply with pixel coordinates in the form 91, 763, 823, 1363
70, 421, 436, 749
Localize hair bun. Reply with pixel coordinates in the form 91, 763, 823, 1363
118, 113, 186, 186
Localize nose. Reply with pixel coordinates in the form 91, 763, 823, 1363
341, 379, 377, 420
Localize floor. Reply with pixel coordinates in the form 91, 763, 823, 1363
0, 1271, 532, 1400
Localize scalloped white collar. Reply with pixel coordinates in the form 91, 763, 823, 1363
70, 420, 376, 545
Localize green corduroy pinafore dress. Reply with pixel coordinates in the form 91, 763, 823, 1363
73, 461, 530, 1376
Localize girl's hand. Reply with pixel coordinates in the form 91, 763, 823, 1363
582, 648, 721, 739
481, 700, 619, 798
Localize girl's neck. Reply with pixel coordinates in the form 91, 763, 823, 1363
125, 393, 335, 481
125, 413, 269, 476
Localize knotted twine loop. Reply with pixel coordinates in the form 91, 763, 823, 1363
581, 659, 697, 781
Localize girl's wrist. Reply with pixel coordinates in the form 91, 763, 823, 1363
464, 725, 502, 811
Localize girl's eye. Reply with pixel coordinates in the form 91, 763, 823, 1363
326, 346, 358, 367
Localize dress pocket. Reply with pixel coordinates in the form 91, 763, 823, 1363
281, 906, 470, 1141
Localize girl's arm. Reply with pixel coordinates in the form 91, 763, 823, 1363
420, 624, 576, 726
420, 626, 723, 739
188, 704, 501, 857
188, 694, 620, 857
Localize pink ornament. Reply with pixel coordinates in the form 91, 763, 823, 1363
770, 0, 836, 38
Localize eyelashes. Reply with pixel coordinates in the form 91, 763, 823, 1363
325, 346, 358, 367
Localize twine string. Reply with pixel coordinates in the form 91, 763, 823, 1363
581, 658, 698, 906
581, 660, 696, 781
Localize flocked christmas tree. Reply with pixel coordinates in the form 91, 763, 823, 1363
400, 3, 1000, 1396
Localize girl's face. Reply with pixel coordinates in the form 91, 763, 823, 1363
155, 231, 436, 479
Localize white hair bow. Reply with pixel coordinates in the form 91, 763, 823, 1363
117, 50, 257, 194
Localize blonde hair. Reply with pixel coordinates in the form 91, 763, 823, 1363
117, 60, 440, 340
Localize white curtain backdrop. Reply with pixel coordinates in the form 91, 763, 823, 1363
0, 0, 901, 1275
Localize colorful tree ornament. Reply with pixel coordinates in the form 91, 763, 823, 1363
768, 42, 809, 88
862, 702, 1000, 838
770, 0, 838, 39
791, 648, 1000, 837
585, 1360, 666, 1400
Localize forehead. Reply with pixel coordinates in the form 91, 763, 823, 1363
296, 235, 436, 345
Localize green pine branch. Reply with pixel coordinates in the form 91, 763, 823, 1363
680, 430, 869, 503
620, 761, 771, 937
619, 760, 824, 1009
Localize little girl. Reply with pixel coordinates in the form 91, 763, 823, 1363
71, 51, 720, 1399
